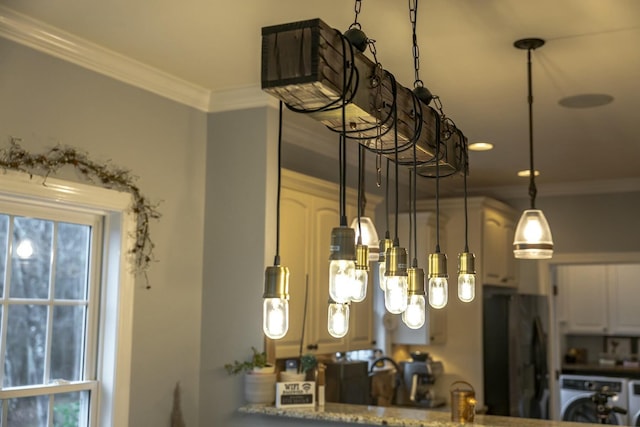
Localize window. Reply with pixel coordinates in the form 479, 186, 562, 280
0, 171, 135, 427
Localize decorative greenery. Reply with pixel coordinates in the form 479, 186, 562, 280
300, 353, 317, 374
0, 139, 160, 286
224, 347, 270, 375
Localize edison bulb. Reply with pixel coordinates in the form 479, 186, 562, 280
384, 275, 408, 314
378, 261, 387, 291
263, 298, 289, 339
428, 277, 448, 309
458, 273, 476, 303
402, 294, 426, 329
351, 269, 368, 302
329, 259, 355, 303
328, 302, 349, 338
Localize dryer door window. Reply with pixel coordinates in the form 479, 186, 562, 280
563, 398, 620, 425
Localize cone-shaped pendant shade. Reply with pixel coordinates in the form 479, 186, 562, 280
513, 209, 553, 259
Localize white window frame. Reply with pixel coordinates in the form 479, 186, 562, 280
0, 170, 135, 427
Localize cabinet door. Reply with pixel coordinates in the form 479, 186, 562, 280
308, 198, 347, 354
275, 188, 313, 358
558, 265, 608, 334
482, 209, 516, 287
608, 264, 640, 335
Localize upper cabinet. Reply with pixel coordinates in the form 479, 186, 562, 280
274, 170, 380, 359
557, 263, 640, 335
482, 207, 518, 287
412, 197, 519, 288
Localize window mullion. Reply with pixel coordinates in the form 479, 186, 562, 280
0, 216, 15, 389
43, 222, 58, 386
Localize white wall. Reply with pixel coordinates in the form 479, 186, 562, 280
0, 38, 207, 427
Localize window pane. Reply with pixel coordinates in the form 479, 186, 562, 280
54, 391, 90, 427
11, 217, 53, 299
51, 306, 86, 382
54, 223, 90, 300
5, 394, 48, 426
4, 305, 47, 387
0, 215, 8, 298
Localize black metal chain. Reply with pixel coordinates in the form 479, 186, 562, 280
350, 0, 362, 29
368, 39, 385, 187
409, 0, 423, 88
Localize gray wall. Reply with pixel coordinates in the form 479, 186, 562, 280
0, 39, 207, 427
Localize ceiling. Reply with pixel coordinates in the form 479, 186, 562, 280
2, 0, 640, 199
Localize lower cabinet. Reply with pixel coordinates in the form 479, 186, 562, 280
274, 170, 378, 359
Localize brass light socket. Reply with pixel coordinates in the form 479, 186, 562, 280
428, 252, 449, 278
378, 237, 393, 262
262, 265, 290, 299
355, 243, 370, 270
329, 226, 356, 261
458, 252, 476, 275
407, 267, 425, 295
385, 246, 408, 277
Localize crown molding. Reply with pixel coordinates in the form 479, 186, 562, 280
0, 5, 213, 111
477, 177, 640, 200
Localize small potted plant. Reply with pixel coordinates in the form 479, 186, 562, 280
225, 347, 276, 404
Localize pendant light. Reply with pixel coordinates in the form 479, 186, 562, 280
377, 159, 393, 291
402, 138, 426, 329
350, 145, 370, 303
262, 101, 290, 339
328, 59, 357, 305
350, 146, 379, 252
384, 99, 408, 315
428, 119, 448, 310
457, 139, 476, 303
512, 38, 554, 260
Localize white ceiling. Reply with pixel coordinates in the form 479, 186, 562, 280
2, 0, 640, 198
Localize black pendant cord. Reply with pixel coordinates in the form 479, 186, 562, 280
393, 86, 400, 246
384, 158, 391, 241
356, 144, 364, 240
463, 139, 470, 253
339, 35, 349, 227
274, 101, 283, 266
527, 46, 537, 210
408, 167, 413, 262
435, 118, 441, 253
412, 138, 418, 268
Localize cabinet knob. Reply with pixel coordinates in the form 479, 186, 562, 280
306, 344, 318, 351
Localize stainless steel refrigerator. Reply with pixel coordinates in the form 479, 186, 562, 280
483, 286, 550, 419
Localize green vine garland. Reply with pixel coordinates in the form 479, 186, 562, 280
0, 139, 160, 286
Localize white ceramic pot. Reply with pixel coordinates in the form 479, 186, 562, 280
244, 372, 276, 404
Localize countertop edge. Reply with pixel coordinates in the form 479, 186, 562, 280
239, 402, 602, 427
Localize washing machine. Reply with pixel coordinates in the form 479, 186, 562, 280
629, 380, 640, 426
560, 375, 629, 425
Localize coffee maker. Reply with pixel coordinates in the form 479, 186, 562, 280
398, 352, 445, 408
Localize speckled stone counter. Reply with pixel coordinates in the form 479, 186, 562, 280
239, 402, 598, 427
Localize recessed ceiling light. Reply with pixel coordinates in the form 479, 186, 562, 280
517, 169, 540, 177
558, 94, 614, 109
468, 142, 494, 151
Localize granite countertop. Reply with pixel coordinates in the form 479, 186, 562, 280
239, 402, 600, 427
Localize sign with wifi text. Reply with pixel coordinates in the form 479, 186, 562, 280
275, 381, 316, 408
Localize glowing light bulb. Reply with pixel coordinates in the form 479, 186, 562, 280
351, 269, 368, 302
263, 298, 289, 339
402, 294, 426, 329
384, 275, 408, 314
378, 262, 387, 291
329, 259, 356, 303
513, 209, 554, 259
328, 302, 349, 338
458, 274, 476, 303
428, 277, 448, 309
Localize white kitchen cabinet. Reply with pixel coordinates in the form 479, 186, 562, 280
274, 170, 379, 359
557, 263, 640, 335
481, 207, 517, 287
